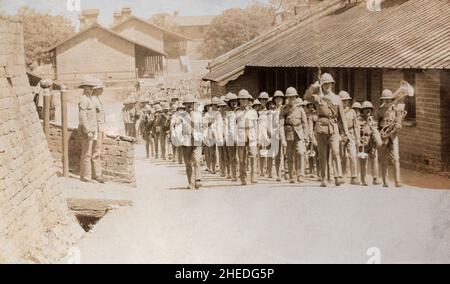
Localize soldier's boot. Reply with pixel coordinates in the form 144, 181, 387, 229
284, 157, 289, 180
350, 177, 360, 185
275, 157, 282, 182
320, 178, 327, 188
287, 159, 295, 184
394, 159, 402, 188
259, 157, 266, 177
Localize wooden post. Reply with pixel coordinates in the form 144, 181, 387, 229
43, 94, 50, 140
61, 87, 69, 177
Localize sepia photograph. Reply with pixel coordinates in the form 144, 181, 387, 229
0, 0, 449, 268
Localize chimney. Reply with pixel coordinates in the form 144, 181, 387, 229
79, 9, 99, 30
113, 12, 123, 25
121, 7, 132, 18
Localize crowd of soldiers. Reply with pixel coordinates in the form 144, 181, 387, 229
126, 73, 409, 190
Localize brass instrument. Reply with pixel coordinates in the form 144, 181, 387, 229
306, 142, 316, 158
358, 125, 371, 160
379, 81, 415, 140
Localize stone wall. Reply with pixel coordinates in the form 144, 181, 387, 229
47, 123, 136, 185
0, 19, 82, 263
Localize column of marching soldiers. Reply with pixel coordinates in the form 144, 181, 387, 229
123, 73, 409, 190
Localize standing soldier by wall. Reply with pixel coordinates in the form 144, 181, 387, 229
90, 79, 106, 183
225, 93, 239, 182
304, 73, 349, 187
358, 101, 382, 186
236, 89, 258, 186
78, 76, 98, 183
339, 91, 360, 185
280, 87, 309, 184
122, 98, 138, 138
377, 89, 405, 188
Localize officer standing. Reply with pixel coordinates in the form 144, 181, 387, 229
378, 89, 403, 188
280, 87, 309, 183
78, 76, 99, 183
339, 91, 360, 185
304, 73, 349, 187
217, 99, 230, 178
235, 89, 258, 185
358, 101, 382, 186
152, 104, 162, 159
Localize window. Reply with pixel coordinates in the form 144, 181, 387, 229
403, 70, 416, 122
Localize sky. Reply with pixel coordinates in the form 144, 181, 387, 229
0, 0, 269, 29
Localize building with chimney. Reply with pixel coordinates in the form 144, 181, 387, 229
47, 8, 189, 85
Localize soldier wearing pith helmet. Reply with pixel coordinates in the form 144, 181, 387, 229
235, 89, 258, 185
339, 90, 360, 185
279, 87, 309, 183
378, 89, 403, 188
78, 76, 99, 183
224, 92, 239, 181
304, 73, 349, 187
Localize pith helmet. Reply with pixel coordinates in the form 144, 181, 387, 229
177, 102, 186, 110
295, 97, 304, 106
154, 105, 162, 112
380, 89, 394, 100
162, 103, 170, 111
40, 79, 53, 89
286, 87, 298, 97
220, 95, 228, 102
339, 91, 352, 100
320, 73, 335, 84
148, 99, 155, 105
144, 105, 152, 112
362, 101, 374, 109
93, 79, 104, 90
253, 99, 262, 106
258, 92, 270, 100
78, 75, 97, 88
183, 94, 197, 104
352, 102, 362, 109
218, 99, 227, 107
273, 90, 285, 98
211, 97, 220, 105
225, 92, 238, 101
238, 89, 252, 100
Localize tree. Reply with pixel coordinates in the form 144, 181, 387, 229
200, 4, 274, 59
149, 12, 180, 33
13, 7, 76, 70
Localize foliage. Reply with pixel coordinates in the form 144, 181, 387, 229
149, 13, 180, 33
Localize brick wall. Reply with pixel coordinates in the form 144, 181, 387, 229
440, 70, 450, 171
225, 69, 259, 98
47, 123, 136, 185
0, 19, 82, 263
382, 69, 444, 173
56, 27, 136, 83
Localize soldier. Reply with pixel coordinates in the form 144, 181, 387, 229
159, 103, 171, 160
152, 104, 163, 159
264, 98, 278, 179
78, 76, 99, 183
170, 102, 185, 164
202, 98, 219, 174
267, 91, 285, 181
179, 95, 203, 189
217, 99, 230, 178
90, 79, 106, 183
258, 92, 270, 111
339, 91, 360, 185
225, 92, 239, 181
235, 89, 258, 185
123, 98, 138, 138
304, 73, 349, 187
140, 104, 155, 158
33, 79, 55, 120
377, 89, 403, 188
358, 101, 382, 186
305, 100, 319, 178
280, 87, 309, 183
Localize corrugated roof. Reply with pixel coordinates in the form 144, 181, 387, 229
173, 15, 215, 27
204, 0, 450, 83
